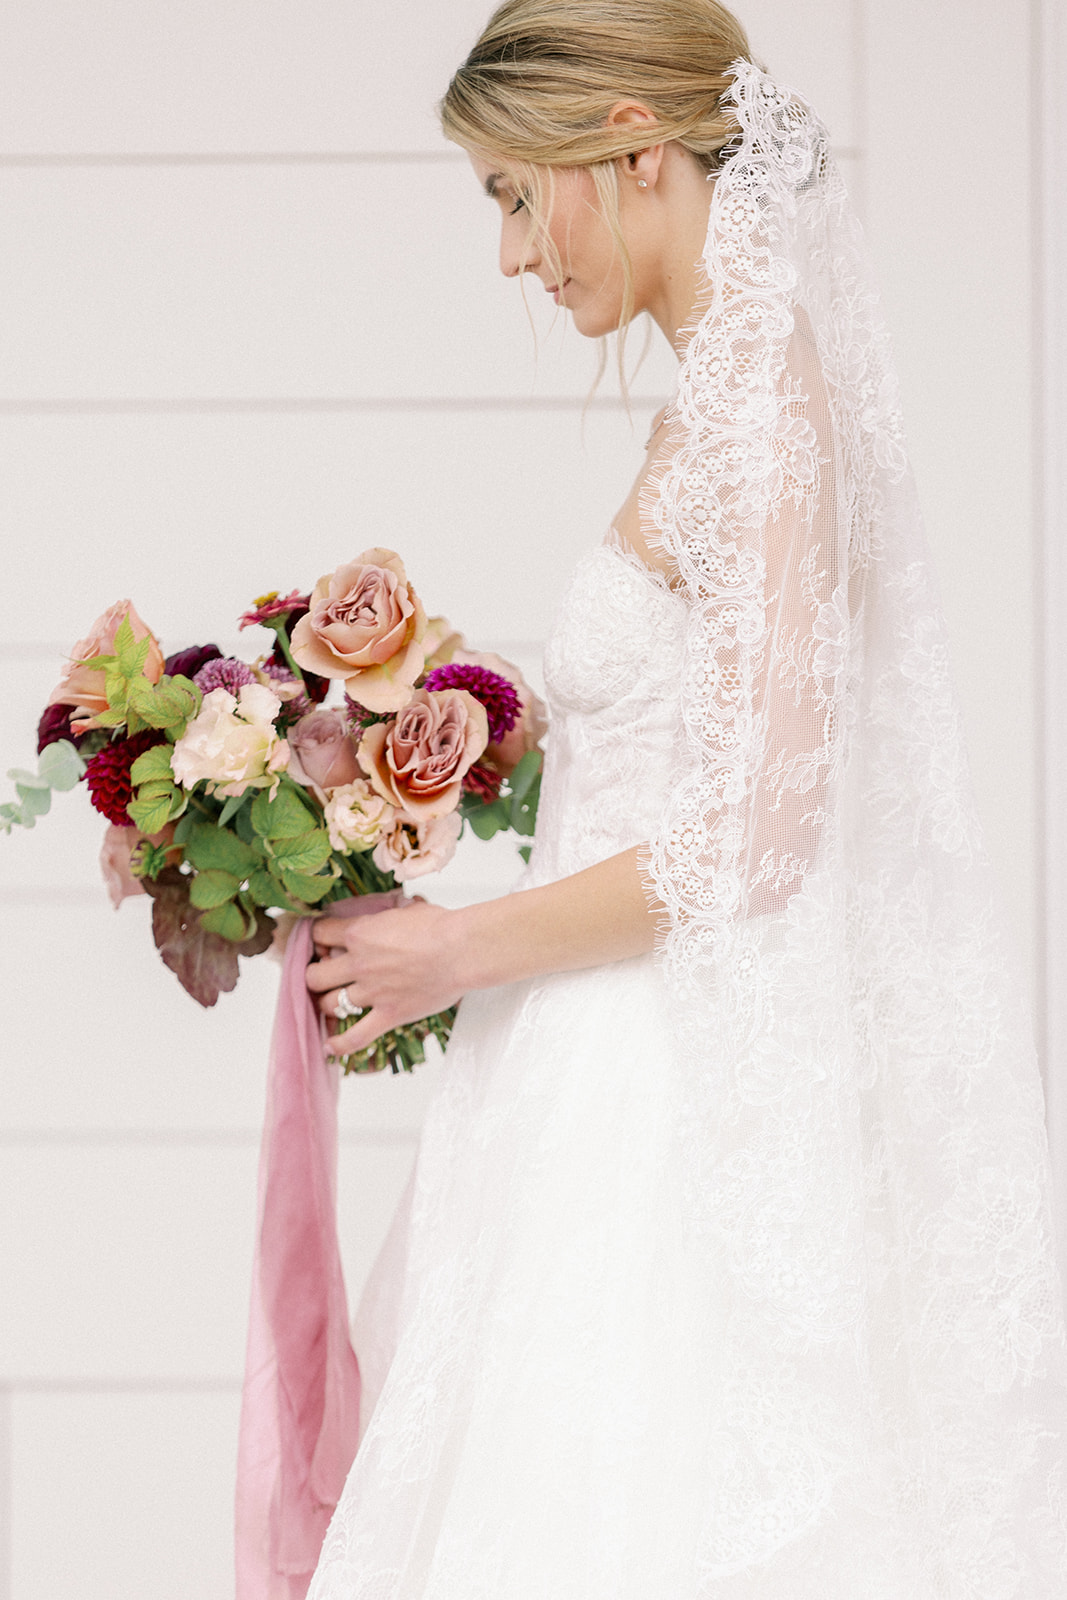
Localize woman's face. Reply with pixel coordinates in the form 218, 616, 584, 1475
470, 154, 639, 339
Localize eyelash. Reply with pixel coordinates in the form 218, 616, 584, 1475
509, 196, 526, 215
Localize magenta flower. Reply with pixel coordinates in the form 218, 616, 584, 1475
422, 663, 521, 744
238, 590, 309, 630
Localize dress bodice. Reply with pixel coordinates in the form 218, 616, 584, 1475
524, 539, 689, 887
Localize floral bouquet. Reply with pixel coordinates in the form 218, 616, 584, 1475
3, 548, 545, 1072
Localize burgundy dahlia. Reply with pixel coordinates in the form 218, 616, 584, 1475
84, 730, 167, 826
193, 656, 256, 696
422, 664, 521, 744
164, 643, 222, 680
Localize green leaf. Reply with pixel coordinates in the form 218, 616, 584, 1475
112, 613, 138, 675
270, 829, 332, 875
216, 791, 248, 828
105, 669, 129, 713
135, 840, 171, 879
466, 800, 508, 841
252, 783, 316, 839
166, 789, 188, 822
127, 793, 173, 834
279, 869, 334, 904
130, 744, 175, 785
518, 843, 532, 864
507, 749, 542, 804
171, 810, 197, 847
38, 740, 86, 790
183, 821, 260, 878
16, 782, 52, 817
197, 900, 247, 942
133, 778, 178, 803
248, 869, 289, 909
189, 868, 241, 909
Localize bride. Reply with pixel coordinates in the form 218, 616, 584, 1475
302, 1, 1067, 1594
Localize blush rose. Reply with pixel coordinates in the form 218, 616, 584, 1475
372, 810, 462, 882
285, 708, 362, 802
358, 688, 488, 819
49, 601, 165, 732
290, 549, 427, 713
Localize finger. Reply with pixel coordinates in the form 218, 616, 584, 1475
312, 917, 357, 951
307, 954, 362, 994
316, 984, 370, 1018
325, 1010, 389, 1057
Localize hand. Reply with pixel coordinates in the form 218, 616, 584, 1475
307, 899, 466, 1057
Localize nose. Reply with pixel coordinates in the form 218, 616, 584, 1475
499, 217, 537, 280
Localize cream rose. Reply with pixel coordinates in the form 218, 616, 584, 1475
285, 708, 362, 802
372, 810, 462, 882
358, 688, 488, 819
323, 781, 391, 854
170, 684, 289, 798
290, 549, 427, 713
452, 649, 549, 777
49, 601, 165, 732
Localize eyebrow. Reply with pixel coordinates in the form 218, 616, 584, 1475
483, 172, 504, 199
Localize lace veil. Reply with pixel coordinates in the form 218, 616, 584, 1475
641, 60, 1067, 1592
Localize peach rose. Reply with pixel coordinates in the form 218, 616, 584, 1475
372, 810, 462, 882
285, 708, 362, 802
453, 649, 548, 777
422, 615, 465, 671
290, 549, 427, 713
358, 688, 488, 819
49, 601, 165, 732
98, 823, 176, 908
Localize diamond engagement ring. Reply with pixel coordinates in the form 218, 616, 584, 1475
334, 987, 361, 1021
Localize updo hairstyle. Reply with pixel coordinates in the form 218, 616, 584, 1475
440, 0, 752, 344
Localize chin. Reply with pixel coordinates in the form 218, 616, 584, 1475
570, 302, 626, 340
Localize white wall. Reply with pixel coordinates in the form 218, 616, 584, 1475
0, 3, 1048, 1595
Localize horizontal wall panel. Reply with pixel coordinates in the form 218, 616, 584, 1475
0, 1145, 258, 1378
0, 161, 678, 401
12, 1389, 240, 1600
0, 1139, 410, 1380
0, 0, 858, 158
0, 0, 490, 156
0, 407, 649, 648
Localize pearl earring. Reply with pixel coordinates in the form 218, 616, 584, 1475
637, 179, 648, 189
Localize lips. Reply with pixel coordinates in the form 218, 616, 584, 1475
548, 277, 572, 304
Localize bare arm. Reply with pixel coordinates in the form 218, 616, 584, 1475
308, 843, 659, 1056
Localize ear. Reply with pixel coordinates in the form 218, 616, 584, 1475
606, 101, 667, 192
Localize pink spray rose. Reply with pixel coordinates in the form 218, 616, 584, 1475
285, 708, 362, 802
49, 601, 165, 732
372, 810, 463, 882
452, 650, 548, 777
358, 688, 488, 819
290, 549, 427, 713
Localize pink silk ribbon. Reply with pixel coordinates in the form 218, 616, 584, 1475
235, 891, 405, 1598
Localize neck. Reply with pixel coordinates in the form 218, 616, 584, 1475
637, 151, 714, 353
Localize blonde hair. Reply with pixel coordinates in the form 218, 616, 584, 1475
440, 0, 752, 369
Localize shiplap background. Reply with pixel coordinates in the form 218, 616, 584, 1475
0, 2, 1059, 1595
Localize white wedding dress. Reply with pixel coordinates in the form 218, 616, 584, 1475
309, 62, 1067, 1600
308, 535, 1067, 1599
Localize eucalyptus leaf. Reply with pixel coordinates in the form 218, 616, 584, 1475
16, 783, 52, 817
6, 767, 49, 790
38, 739, 87, 790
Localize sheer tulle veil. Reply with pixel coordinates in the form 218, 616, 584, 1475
639, 59, 1067, 1587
